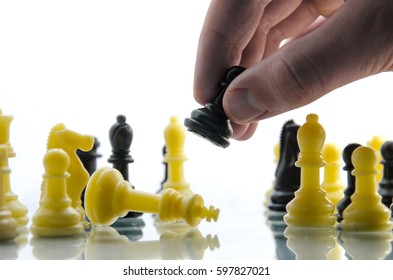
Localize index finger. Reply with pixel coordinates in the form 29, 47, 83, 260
193, 0, 270, 105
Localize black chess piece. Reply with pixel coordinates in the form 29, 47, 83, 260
108, 115, 142, 218
77, 136, 102, 208
268, 120, 300, 212
184, 66, 246, 148
156, 145, 167, 194
379, 141, 393, 208
336, 143, 361, 223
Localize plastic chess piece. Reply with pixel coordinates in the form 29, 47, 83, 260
336, 143, 361, 223
367, 135, 386, 183
0, 111, 28, 226
284, 226, 337, 260
264, 143, 280, 207
30, 149, 84, 237
341, 146, 393, 231
284, 114, 336, 227
321, 143, 345, 208
85, 167, 219, 227
378, 141, 393, 208
268, 120, 300, 212
47, 123, 94, 229
0, 145, 18, 241
157, 145, 167, 193
77, 136, 102, 209
77, 136, 102, 176
184, 66, 246, 148
161, 116, 193, 196
108, 115, 142, 218
338, 231, 393, 260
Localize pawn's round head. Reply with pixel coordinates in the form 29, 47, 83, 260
44, 149, 70, 175
351, 146, 378, 175
322, 143, 341, 163
381, 141, 393, 161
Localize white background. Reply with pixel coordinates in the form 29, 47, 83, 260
1, 0, 393, 262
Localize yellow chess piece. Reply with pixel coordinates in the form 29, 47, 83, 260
264, 142, 280, 207
161, 116, 193, 196
47, 123, 95, 229
85, 167, 219, 227
284, 114, 335, 227
30, 149, 84, 237
0, 145, 18, 241
0, 110, 28, 226
321, 143, 344, 208
367, 135, 386, 183
341, 146, 393, 232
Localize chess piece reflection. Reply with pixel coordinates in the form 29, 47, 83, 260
0, 111, 29, 226
266, 212, 295, 260
85, 226, 220, 260
30, 234, 86, 260
338, 231, 393, 260
85, 167, 219, 227
284, 226, 337, 260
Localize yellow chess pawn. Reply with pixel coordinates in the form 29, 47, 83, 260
85, 167, 219, 227
0, 110, 29, 226
341, 146, 393, 232
30, 149, 84, 237
284, 114, 335, 227
367, 135, 386, 183
161, 116, 193, 196
0, 145, 18, 241
321, 143, 344, 208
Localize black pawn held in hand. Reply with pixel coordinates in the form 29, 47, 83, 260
108, 115, 142, 218
379, 141, 393, 208
184, 66, 246, 148
336, 143, 361, 223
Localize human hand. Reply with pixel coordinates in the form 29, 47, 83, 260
193, 0, 393, 140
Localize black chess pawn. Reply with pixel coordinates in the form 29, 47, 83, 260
77, 137, 102, 208
108, 115, 142, 218
184, 66, 246, 148
379, 141, 393, 208
268, 120, 300, 212
336, 143, 361, 223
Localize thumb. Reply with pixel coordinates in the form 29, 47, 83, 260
223, 0, 393, 123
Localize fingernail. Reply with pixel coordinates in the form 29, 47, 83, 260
225, 88, 267, 122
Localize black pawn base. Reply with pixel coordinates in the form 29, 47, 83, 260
184, 104, 232, 148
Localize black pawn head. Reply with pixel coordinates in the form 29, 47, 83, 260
184, 66, 246, 148
381, 141, 393, 162
342, 143, 362, 170
108, 115, 134, 163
